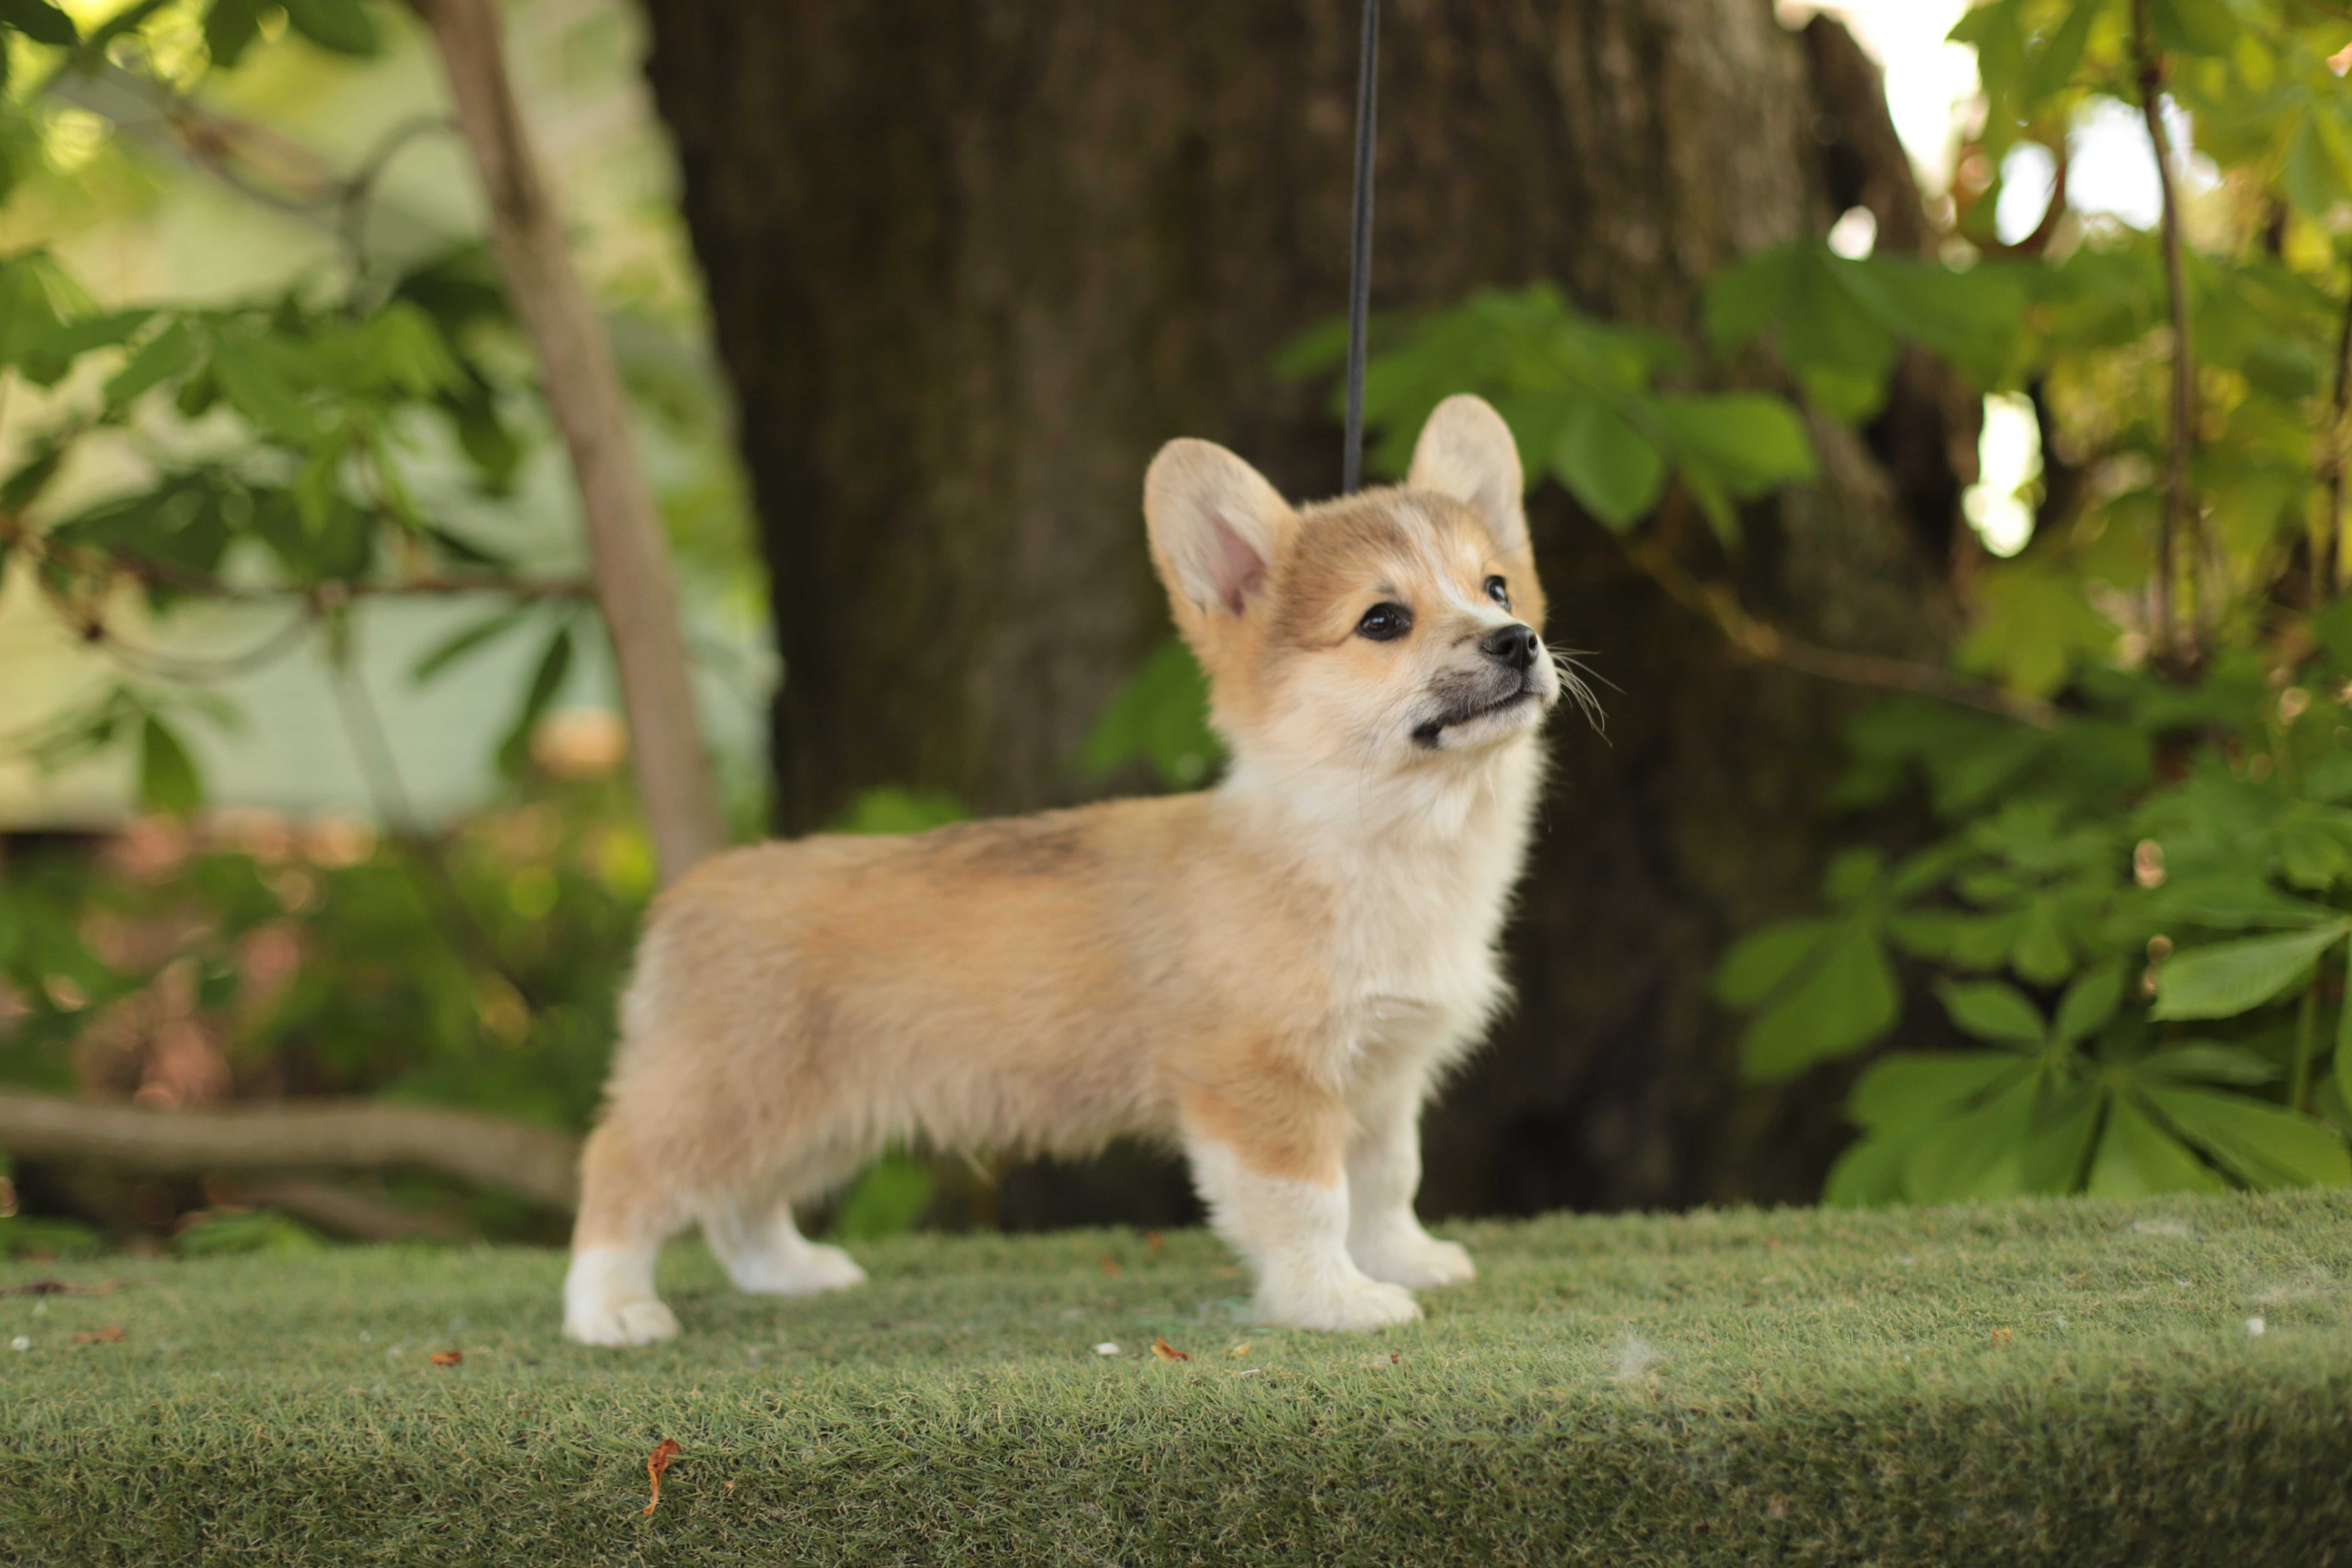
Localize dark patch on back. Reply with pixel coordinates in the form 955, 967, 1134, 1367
911, 815, 1096, 877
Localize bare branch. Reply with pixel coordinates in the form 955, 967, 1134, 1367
2130, 0, 2202, 669
413, 0, 728, 886
2321, 277, 2352, 604
0, 1092, 580, 1210
1623, 526, 2057, 728
234, 1177, 473, 1242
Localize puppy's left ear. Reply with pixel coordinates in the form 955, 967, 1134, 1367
1407, 394, 1527, 553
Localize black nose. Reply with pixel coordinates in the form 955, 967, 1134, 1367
1480, 623, 1538, 671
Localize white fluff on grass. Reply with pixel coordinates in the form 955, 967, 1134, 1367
1610, 1331, 1660, 1381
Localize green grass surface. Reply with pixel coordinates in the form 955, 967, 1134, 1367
3, 1191, 2350, 1566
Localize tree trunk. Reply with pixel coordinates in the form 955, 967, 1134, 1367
642, 0, 1969, 1217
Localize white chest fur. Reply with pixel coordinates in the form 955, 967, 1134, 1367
1219, 737, 1544, 1078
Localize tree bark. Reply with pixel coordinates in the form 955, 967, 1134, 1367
642, 0, 1969, 1217
415, 0, 728, 886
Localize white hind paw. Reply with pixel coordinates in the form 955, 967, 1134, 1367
729, 1240, 867, 1297
564, 1295, 680, 1347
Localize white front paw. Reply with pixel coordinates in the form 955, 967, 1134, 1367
1353, 1231, 1475, 1291
564, 1296, 680, 1347
1261, 1276, 1421, 1333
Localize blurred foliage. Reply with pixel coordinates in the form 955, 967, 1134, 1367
0, 771, 652, 1248
1719, 658, 2352, 1202
6, 0, 2352, 1245
1275, 0, 2352, 1202
1283, 284, 1816, 544
0, 778, 649, 1119
1697, 0, 2352, 1202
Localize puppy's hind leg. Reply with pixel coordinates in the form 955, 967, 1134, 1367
700, 1177, 867, 1297
563, 1118, 690, 1347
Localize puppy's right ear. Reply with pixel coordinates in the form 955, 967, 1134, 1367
1144, 439, 1294, 650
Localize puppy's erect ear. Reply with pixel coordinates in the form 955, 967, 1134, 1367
1407, 394, 1527, 554
1144, 439, 1294, 630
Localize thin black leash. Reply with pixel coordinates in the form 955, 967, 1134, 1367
1341, 0, 1379, 495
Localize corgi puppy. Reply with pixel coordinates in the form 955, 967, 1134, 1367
563, 394, 1563, 1345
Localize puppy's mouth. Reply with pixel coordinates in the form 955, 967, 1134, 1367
1411, 683, 1543, 749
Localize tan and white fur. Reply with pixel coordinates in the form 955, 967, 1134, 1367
563, 394, 1562, 1345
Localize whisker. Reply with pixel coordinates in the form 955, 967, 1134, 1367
1547, 646, 1623, 695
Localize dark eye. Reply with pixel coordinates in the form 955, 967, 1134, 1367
1484, 575, 1511, 611
1356, 603, 1412, 641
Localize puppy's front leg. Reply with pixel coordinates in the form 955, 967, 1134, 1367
1345, 1078, 1474, 1291
1180, 1076, 1419, 1332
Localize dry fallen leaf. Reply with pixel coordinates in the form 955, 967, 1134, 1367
643, 1438, 681, 1516
1389, 1351, 1401, 1364
1150, 1337, 1190, 1362
1144, 1231, 1165, 1258
1991, 1327, 2014, 1345
71, 1325, 125, 1344
1227, 1341, 1252, 1358
1099, 1256, 1122, 1276
429, 1349, 463, 1367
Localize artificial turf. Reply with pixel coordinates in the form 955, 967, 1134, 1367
2, 1189, 2349, 1566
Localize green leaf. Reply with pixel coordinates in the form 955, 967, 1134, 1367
2023, 0, 2105, 105
1, 441, 64, 511
2151, 923, 2350, 1020
832, 787, 969, 836
1651, 394, 1816, 497
1821, 1132, 1909, 1208
1935, 978, 2046, 1046
2018, 1085, 2101, 1194
211, 337, 320, 444
2136, 1043, 2280, 1086
280, 0, 377, 55
173, 1209, 325, 1255
2052, 962, 2124, 1044
1703, 247, 1798, 351
137, 715, 202, 816
409, 606, 532, 686
2274, 804, 2352, 891
1821, 847, 1883, 906
1887, 907, 2018, 969
2084, 1096, 2226, 1197
1548, 399, 1664, 529
826, 1154, 935, 1242
2141, 1085, 2352, 1188
1956, 557, 2119, 700
203, 0, 266, 68
18, 308, 151, 386
1902, 1073, 2039, 1200
1848, 1050, 2029, 1130
1712, 917, 1833, 1009
2338, 942, 2352, 1112
1081, 637, 1220, 789
2009, 895, 2075, 984
104, 320, 198, 407
2148, 0, 2237, 55
0, 0, 80, 46
2142, 876, 2341, 931
495, 622, 575, 779
1737, 921, 1901, 1081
